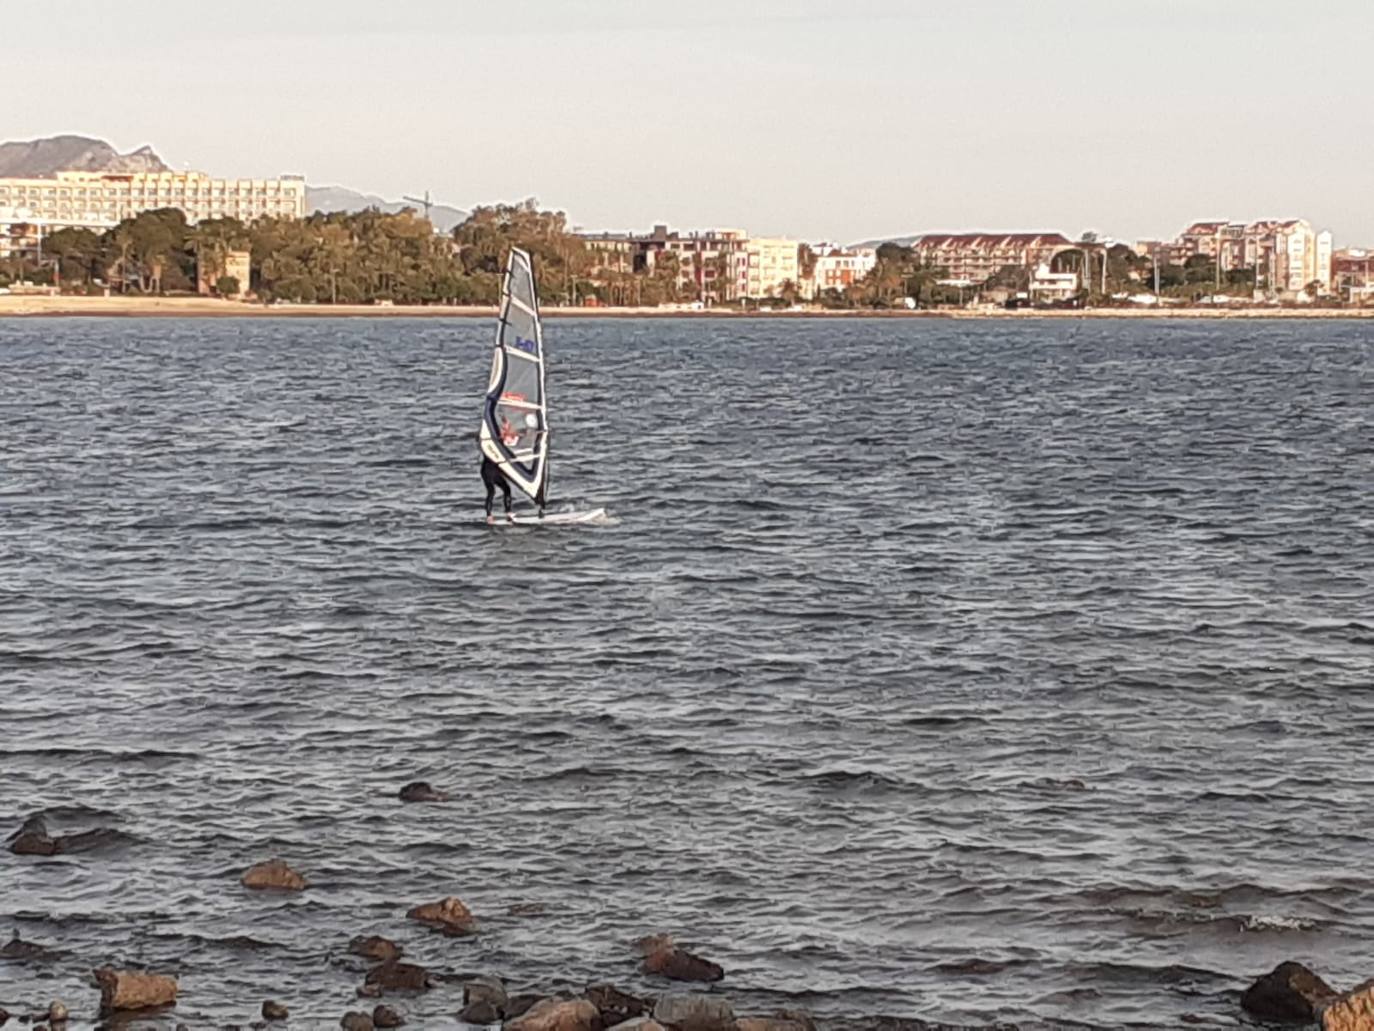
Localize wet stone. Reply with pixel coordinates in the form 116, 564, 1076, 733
349, 935, 403, 963
340, 1013, 374, 1031
586, 983, 648, 1025
406, 896, 476, 935
365, 960, 432, 992
94, 967, 179, 1011
8, 816, 60, 856
457, 999, 501, 1024
372, 1004, 405, 1028
46, 1002, 67, 1025
398, 781, 449, 802
262, 1000, 289, 1020
1321, 978, 1374, 1031
241, 858, 308, 891
606, 1020, 667, 1031
1241, 961, 1337, 1023
653, 992, 735, 1031
463, 975, 508, 1011
642, 944, 724, 983
504, 998, 601, 1031
505, 993, 543, 1020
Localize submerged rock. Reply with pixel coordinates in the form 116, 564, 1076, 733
47, 1001, 68, 1025
0, 1006, 8, 1026
340, 1012, 374, 1031
457, 999, 501, 1024
652, 993, 734, 1031
505, 993, 544, 1020
241, 859, 308, 891
638, 936, 723, 983
372, 1004, 405, 1028
735, 1019, 811, 1031
350, 935, 403, 963
463, 974, 508, 1012
586, 983, 647, 1025
1241, 961, 1337, 1023
365, 960, 432, 992
504, 997, 601, 1031
262, 1000, 289, 1020
398, 781, 449, 802
8, 815, 60, 855
406, 896, 476, 935
94, 967, 179, 1011
1, 932, 53, 960
1321, 978, 1374, 1031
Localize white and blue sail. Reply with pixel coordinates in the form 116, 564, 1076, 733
479, 247, 549, 506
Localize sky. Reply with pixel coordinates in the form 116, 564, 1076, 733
8, 0, 1374, 244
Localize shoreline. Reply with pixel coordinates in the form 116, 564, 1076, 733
3, 295, 1374, 319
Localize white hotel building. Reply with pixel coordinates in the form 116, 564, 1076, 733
0, 169, 307, 259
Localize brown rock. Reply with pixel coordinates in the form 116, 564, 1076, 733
241, 859, 308, 891
463, 974, 508, 1011
457, 999, 501, 1024
643, 946, 723, 983
735, 1020, 810, 1031
372, 1004, 405, 1028
94, 967, 179, 1011
505, 994, 544, 1020
652, 993, 734, 1031
349, 935, 403, 962
586, 984, 647, 1025
1241, 961, 1338, 1023
47, 1001, 68, 1024
0, 1006, 9, 1026
1322, 978, 1374, 1031
398, 781, 448, 802
262, 1000, 289, 1020
406, 896, 476, 935
605, 1020, 666, 1031
8, 816, 59, 856
504, 998, 602, 1031
365, 960, 432, 992
357, 984, 383, 999
634, 933, 675, 956
340, 1013, 373, 1031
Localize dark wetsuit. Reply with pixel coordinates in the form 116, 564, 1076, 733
481, 455, 512, 518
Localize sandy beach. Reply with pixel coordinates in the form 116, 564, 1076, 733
2, 293, 1373, 319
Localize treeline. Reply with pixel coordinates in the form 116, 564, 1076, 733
3, 200, 611, 306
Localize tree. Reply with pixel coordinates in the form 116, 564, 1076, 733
216, 275, 240, 297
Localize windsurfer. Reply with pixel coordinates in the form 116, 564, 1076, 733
499, 413, 521, 448
481, 454, 513, 524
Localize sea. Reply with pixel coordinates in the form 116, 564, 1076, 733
1, 316, 1371, 1030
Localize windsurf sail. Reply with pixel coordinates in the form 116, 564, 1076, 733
479, 247, 549, 506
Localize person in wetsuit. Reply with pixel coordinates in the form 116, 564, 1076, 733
481, 454, 513, 525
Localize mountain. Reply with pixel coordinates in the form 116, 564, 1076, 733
0, 134, 169, 177
306, 185, 468, 234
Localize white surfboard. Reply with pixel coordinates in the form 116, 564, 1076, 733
499, 507, 608, 527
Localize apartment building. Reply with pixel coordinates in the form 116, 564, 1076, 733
910, 233, 1074, 285
1173, 218, 1333, 293
806, 244, 877, 297
743, 238, 800, 299
1332, 248, 1374, 301
0, 169, 306, 259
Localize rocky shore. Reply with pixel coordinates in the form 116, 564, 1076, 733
5, 801, 1371, 1030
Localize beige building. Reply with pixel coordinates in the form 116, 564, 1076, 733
1174, 218, 1333, 294
0, 169, 306, 259
743, 237, 800, 299
806, 244, 877, 297
911, 233, 1075, 285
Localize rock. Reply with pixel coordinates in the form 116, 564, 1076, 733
262, 1000, 289, 1020
350, 935, 403, 962
1, 933, 52, 960
508, 902, 548, 916
8, 816, 60, 855
735, 1019, 810, 1031
636, 934, 723, 982
463, 974, 508, 1011
504, 998, 602, 1031
1321, 978, 1374, 1031
652, 993, 734, 1031
340, 1013, 374, 1031
406, 896, 476, 935
241, 859, 308, 891
605, 1021, 666, 1031
1240, 961, 1338, 1023
46, 1002, 67, 1024
586, 984, 647, 1025
505, 993, 544, 1019
365, 960, 432, 992
94, 967, 179, 1011
0, 1006, 8, 1026
357, 984, 383, 999
398, 781, 448, 802
372, 1004, 405, 1028
457, 999, 501, 1024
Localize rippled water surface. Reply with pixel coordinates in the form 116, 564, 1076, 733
2, 316, 1372, 1029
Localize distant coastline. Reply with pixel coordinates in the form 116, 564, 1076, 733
3, 294, 1374, 320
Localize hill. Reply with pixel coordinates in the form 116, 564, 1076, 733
0, 135, 169, 177
306, 185, 468, 234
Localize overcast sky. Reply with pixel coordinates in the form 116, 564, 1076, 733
9, 0, 1373, 244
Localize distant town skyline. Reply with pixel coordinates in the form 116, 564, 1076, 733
9, 0, 1374, 245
